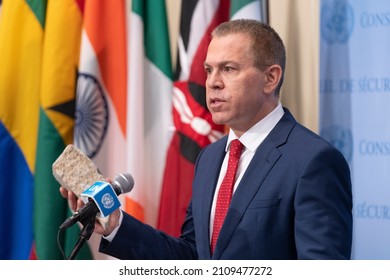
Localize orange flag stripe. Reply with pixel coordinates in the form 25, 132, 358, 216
83, 0, 127, 136
125, 196, 145, 222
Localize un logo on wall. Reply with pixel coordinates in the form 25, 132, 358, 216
74, 73, 109, 158
321, 125, 353, 163
321, 0, 354, 44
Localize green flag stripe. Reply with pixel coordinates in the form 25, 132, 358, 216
34, 109, 92, 259
132, 0, 172, 79
230, 0, 258, 16
26, 0, 47, 28
131, 0, 142, 17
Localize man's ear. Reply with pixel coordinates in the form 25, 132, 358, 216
263, 64, 282, 94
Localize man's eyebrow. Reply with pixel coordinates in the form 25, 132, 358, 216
203, 61, 233, 68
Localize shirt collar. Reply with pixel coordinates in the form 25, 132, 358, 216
226, 103, 284, 152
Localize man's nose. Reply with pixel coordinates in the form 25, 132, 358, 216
206, 72, 223, 90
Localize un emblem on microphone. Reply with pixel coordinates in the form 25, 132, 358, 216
74, 73, 109, 158
101, 193, 115, 209
321, 0, 354, 44
321, 125, 353, 163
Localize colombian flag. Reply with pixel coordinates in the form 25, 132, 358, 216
0, 0, 43, 259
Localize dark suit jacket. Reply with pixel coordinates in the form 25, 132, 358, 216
100, 109, 353, 259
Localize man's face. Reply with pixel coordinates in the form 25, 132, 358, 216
204, 33, 271, 136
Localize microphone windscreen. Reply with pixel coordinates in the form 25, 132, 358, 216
112, 173, 134, 194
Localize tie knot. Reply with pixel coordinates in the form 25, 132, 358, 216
229, 139, 243, 158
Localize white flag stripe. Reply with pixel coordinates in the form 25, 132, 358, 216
178, 0, 219, 81
126, 12, 146, 217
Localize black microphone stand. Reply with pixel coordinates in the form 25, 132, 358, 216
67, 209, 98, 260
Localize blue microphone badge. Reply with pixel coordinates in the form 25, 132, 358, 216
81, 181, 121, 217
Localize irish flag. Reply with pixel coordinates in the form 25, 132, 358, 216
125, 0, 173, 226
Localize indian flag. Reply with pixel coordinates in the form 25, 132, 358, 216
74, 0, 127, 259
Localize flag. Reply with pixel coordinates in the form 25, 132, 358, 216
157, 0, 268, 237
156, 0, 228, 237
74, 0, 127, 258
0, 0, 45, 260
230, 0, 268, 20
33, 0, 91, 260
124, 0, 173, 226
75, 0, 127, 178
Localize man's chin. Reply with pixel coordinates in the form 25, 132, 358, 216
211, 116, 226, 126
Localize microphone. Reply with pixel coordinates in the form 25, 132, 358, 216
59, 173, 134, 230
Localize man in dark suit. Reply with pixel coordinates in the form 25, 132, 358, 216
61, 19, 352, 259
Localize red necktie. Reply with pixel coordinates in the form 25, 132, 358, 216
211, 139, 243, 253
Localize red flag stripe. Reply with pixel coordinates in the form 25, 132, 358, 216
189, 2, 230, 85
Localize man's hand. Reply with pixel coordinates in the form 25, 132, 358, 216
59, 186, 120, 236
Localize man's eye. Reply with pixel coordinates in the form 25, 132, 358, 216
223, 66, 233, 72
204, 67, 212, 74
